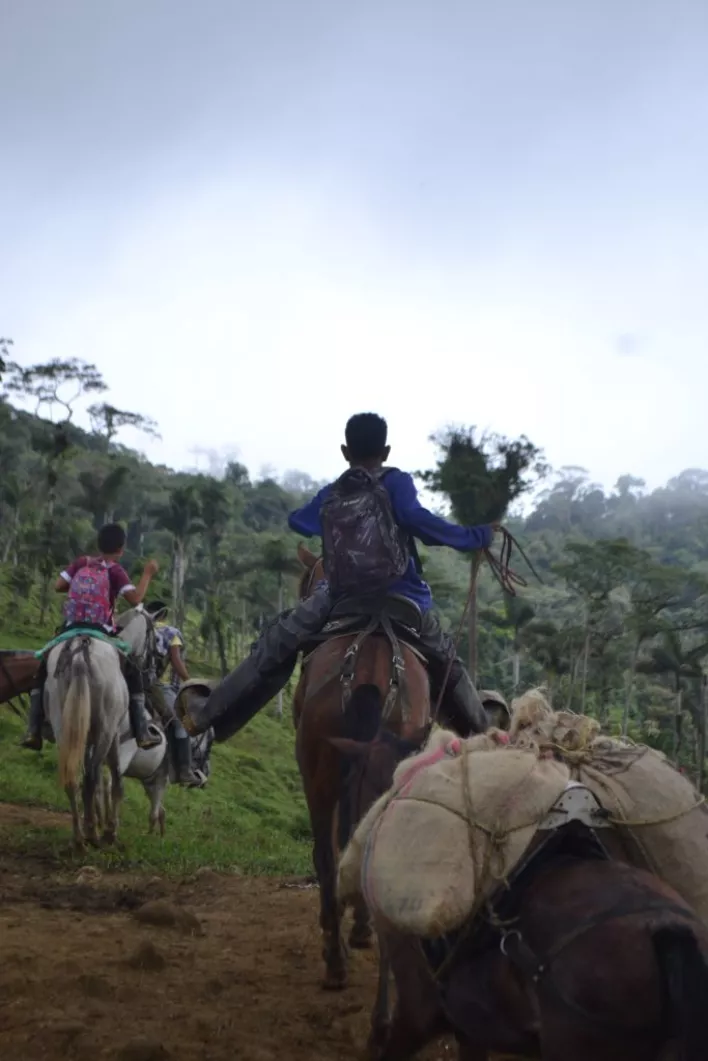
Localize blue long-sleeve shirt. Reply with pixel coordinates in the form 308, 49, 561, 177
287, 467, 493, 612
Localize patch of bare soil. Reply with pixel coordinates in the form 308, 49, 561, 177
0, 808, 458, 1061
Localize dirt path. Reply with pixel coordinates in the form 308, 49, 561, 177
0, 805, 455, 1061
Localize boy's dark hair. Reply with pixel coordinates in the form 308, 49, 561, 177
146, 600, 168, 618
345, 413, 388, 460
97, 523, 126, 555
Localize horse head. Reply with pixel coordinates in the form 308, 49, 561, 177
328, 687, 432, 843
116, 606, 154, 664
296, 542, 324, 601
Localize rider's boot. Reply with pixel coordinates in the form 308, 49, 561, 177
419, 610, 488, 737
128, 692, 162, 750
167, 724, 202, 788
20, 688, 45, 751
438, 661, 489, 738
182, 587, 333, 740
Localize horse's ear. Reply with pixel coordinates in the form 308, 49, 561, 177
297, 542, 318, 569
328, 736, 369, 758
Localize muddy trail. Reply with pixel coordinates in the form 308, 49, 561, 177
0, 804, 456, 1061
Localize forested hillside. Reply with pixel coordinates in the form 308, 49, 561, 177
3, 349, 708, 785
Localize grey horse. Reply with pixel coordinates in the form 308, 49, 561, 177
45, 634, 129, 849
43, 609, 214, 846
118, 607, 214, 830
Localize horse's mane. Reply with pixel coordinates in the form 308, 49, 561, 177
116, 606, 151, 658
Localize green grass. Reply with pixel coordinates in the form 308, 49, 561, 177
0, 632, 312, 877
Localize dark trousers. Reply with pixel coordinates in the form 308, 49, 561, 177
191, 589, 488, 741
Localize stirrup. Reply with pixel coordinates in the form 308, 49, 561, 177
177, 770, 203, 789
20, 734, 43, 750
137, 732, 162, 749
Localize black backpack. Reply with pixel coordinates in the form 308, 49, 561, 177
320, 467, 410, 596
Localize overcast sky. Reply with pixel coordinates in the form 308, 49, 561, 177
3, 0, 707, 492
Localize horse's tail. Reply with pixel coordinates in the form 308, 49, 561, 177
338, 684, 383, 851
58, 646, 92, 789
652, 923, 708, 1060
342, 684, 384, 742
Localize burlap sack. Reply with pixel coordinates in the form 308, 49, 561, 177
578, 740, 708, 924
358, 744, 570, 937
337, 728, 508, 906
509, 690, 708, 927
339, 790, 392, 903
337, 728, 462, 903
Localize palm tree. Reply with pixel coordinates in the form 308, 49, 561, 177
77, 464, 131, 529
523, 619, 573, 698
482, 596, 536, 691
637, 630, 708, 766
155, 486, 204, 629
259, 536, 303, 717
420, 427, 546, 682
197, 479, 233, 676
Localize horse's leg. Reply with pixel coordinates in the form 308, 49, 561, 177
368, 933, 392, 1058
338, 763, 373, 950
311, 797, 347, 989
144, 757, 169, 837
350, 893, 374, 949
102, 742, 123, 845
93, 779, 103, 834
370, 931, 446, 1061
300, 739, 347, 990
102, 771, 111, 831
81, 757, 101, 847
66, 782, 84, 851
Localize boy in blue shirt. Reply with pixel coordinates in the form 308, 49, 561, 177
184, 413, 495, 740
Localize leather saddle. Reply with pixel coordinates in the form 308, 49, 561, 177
314, 592, 423, 646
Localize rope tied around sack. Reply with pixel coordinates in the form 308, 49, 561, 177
604, 796, 706, 829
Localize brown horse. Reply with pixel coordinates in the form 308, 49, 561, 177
336, 723, 708, 1061
376, 854, 708, 1061
293, 543, 431, 990
0, 650, 41, 711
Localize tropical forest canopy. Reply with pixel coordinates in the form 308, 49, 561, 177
3, 345, 708, 783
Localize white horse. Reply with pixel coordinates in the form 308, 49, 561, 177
117, 606, 214, 832
44, 609, 168, 845
45, 634, 130, 848
44, 608, 212, 846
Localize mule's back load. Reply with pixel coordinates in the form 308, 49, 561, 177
339, 690, 708, 937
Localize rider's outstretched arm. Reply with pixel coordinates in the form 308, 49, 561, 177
387, 470, 493, 552
288, 486, 331, 537
122, 560, 159, 606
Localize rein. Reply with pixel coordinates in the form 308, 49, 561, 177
483, 526, 542, 598
432, 525, 541, 720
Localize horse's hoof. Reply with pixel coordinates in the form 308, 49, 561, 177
366, 1024, 391, 1060
100, 831, 116, 847
349, 927, 373, 950
72, 840, 86, 855
321, 969, 348, 991
85, 836, 100, 849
